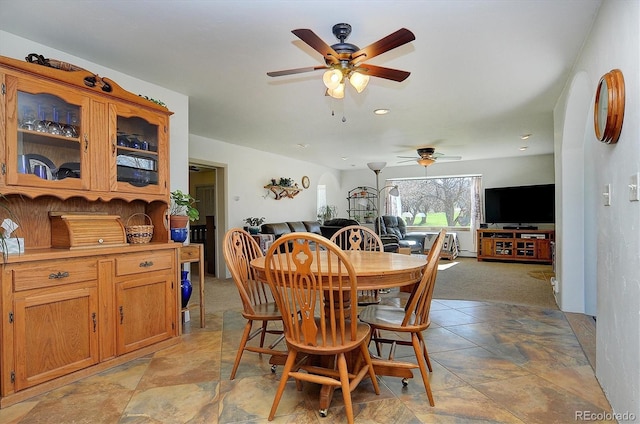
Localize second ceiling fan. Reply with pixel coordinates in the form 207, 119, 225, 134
398, 147, 462, 167
267, 23, 415, 98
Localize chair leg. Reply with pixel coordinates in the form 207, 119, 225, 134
360, 342, 380, 395
268, 349, 298, 421
370, 328, 382, 357
230, 319, 253, 380
259, 320, 268, 348
416, 331, 432, 372
412, 333, 434, 406
337, 352, 354, 424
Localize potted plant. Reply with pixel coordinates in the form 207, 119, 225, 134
244, 216, 265, 235
169, 189, 199, 229
318, 205, 337, 224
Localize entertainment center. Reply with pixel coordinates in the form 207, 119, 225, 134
477, 229, 554, 264
479, 183, 555, 263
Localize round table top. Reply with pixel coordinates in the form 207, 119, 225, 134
251, 250, 426, 290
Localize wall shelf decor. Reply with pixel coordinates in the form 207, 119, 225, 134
264, 184, 302, 200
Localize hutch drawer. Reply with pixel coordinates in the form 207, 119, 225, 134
115, 250, 174, 276
11, 259, 98, 291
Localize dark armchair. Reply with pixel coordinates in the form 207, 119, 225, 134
375, 215, 425, 253
319, 218, 359, 239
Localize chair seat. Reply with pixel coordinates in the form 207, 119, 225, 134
242, 301, 281, 320
288, 319, 372, 355
359, 304, 428, 332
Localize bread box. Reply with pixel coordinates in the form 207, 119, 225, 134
50, 212, 128, 249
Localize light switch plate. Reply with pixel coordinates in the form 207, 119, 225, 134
603, 184, 611, 206
630, 173, 639, 201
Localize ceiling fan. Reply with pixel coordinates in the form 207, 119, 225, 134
398, 147, 462, 167
267, 23, 415, 98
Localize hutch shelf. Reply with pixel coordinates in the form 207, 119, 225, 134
0, 54, 181, 408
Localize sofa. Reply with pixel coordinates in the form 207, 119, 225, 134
318, 218, 359, 239
260, 221, 322, 239
376, 215, 427, 253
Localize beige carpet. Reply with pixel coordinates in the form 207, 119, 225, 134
432, 256, 557, 309
199, 256, 557, 314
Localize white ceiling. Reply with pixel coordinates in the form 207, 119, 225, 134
0, 0, 601, 170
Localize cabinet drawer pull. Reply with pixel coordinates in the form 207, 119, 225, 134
49, 271, 69, 279
92, 312, 97, 332
139, 261, 154, 268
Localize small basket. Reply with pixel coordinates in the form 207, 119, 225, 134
125, 213, 154, 244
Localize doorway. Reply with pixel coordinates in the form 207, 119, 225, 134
188, 163, 224, 277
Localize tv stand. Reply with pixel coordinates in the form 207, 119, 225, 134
477, 229, 554, 264
503, 225, 538, 230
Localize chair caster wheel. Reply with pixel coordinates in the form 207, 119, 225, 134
319, 409, 328, 417
402, 378, 409, 387
271, 365, 277, 373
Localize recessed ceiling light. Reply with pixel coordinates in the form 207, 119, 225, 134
341, 157, 348, 161
374, 109, 389, 115
296, 143, 309, 148
520, 134, 532, 140
520, 146, 528, 151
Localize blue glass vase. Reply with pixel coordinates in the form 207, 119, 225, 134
181, 270, 192, 309
171, 228, 189, 242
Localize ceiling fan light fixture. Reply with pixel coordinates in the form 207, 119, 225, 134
327, 82, 345, 99
417, 158, 435, 167
348, 70, 370, 93
323, 68, 343, 90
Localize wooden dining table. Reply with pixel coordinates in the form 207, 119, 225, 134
250, 249, 427, 414
251, 249, 426, 290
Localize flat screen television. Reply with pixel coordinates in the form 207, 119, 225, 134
484, 184, 555, 225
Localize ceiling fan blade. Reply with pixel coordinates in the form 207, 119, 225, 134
267, 65, 328, 77
438, 155, 463, 161
356, 64, 410, 82
397, 158, 417, 163
351, 28, 415, 64
397, 155, 418, 159
292, 29, 340, 64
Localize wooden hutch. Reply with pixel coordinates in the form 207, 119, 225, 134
0, 54, 180, 407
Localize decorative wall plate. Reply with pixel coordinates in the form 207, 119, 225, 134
594, 69, 625, 144
301, 175, 310, 189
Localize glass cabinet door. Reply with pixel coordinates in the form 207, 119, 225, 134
6, 75, 89, 190
111, 103, 167, 195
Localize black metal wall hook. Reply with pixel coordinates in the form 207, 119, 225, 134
83, 75, 112, 92
25, 53, 51, 67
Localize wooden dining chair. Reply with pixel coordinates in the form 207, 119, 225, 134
264, 232, 380, 423
359, 229, 446, 406
222, 228, 286, 380
330, 225, 384, 306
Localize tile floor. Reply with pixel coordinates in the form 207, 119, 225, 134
0, 277, 612, 424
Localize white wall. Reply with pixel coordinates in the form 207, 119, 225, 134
555, 0, 640, 419
0, 31, 191, 195
339, 154, 555, 256
189, 134, 341, 228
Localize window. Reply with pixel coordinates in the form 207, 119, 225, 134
386, 175, 482, 230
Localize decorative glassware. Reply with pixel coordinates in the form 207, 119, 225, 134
181, 270, 192, 309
